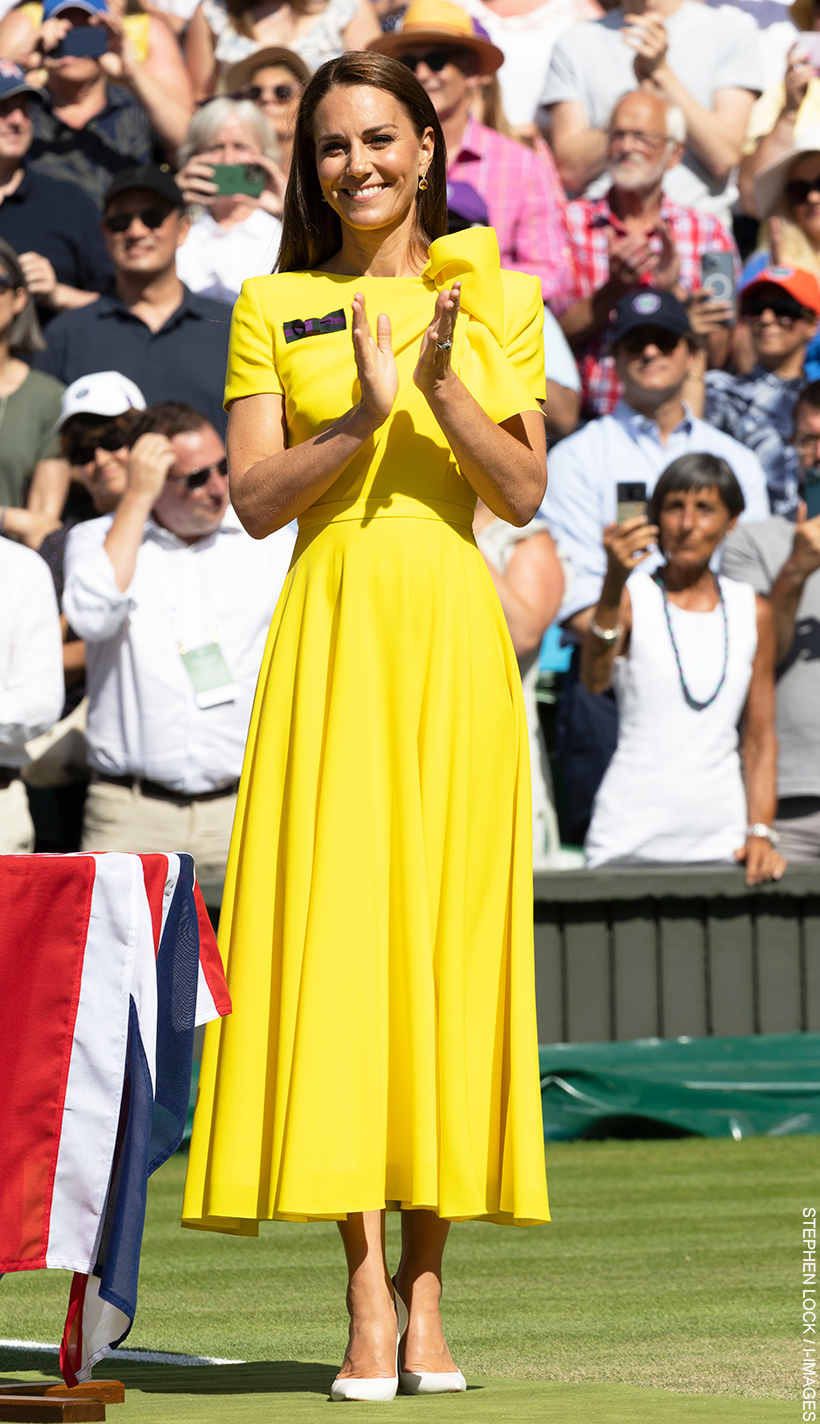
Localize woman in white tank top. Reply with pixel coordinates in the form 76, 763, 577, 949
582, 453, 787, 886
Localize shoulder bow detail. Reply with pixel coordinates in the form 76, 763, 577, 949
422, 228, 505, 346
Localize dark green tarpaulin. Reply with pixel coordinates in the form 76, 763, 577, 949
539, 1032, 820, 1140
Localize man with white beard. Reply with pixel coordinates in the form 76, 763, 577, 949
554, 88, 738, 419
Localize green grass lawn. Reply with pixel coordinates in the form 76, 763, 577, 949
0, 1135, 813, 1421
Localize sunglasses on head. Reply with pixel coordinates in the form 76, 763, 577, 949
67, 425, 126, 467
785, 176, 820, 207
167, 457, 228, 491
621, 327, 684, 355
102, 207, 172, 234
399, 48, 461, 73
740, 292, 812, 324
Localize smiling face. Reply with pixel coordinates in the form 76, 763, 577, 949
614, 327, 694, 409
392, 45, 477, 126
102, 187, 189, 279
658, 485, 737, 567
313, 84, 434, 241
607, 90, 680, 192
741, 281, 818, 370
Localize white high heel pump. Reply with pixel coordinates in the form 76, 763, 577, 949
399, 1367, 467, 1395
393, 1276, 467, 1395
330, 1287, 409, 1402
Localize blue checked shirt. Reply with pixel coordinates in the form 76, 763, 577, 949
703, 365, 804, 518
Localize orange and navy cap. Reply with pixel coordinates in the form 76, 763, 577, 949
742, 265, 820, 315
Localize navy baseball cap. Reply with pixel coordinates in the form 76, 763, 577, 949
610, 288, 691, 347
0, 60, 44, 103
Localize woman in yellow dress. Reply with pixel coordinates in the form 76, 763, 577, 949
182, 48, 550, 1401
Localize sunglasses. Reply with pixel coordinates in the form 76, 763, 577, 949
620, 327, 684, 355
102, 207, 172, 234
399, 49, 462, 73
243, 82, 298, 103
67, 425, 126, 467
167, 457, 228, 491
740, 294, 813, 325
785, 176, 820, 206
0, 272, 15, 294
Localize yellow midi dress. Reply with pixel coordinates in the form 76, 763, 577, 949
182, 228, 550, 1232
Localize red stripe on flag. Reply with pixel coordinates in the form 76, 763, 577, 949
0, 857, 96, 1270
138, 853, 169, 954
59, 1272, 87, 1388
194, 884, 231, 1016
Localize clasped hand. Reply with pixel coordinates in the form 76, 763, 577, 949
351, 283, 461, 427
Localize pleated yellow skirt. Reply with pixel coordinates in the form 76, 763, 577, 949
183, 499, 550, 1232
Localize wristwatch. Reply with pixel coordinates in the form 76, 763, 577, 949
746, 823, 781, 846
589, 615, 622, 646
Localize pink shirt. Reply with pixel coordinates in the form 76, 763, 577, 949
448, 117, 572, 305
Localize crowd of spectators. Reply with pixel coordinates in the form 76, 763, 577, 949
3, 0, 820, 881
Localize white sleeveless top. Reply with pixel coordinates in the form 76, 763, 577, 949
201, 0, 358, 71
585, 573, 758, 868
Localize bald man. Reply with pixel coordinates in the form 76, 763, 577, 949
554, 88, 738, 418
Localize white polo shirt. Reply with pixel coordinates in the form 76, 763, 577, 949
63, 506, 295, 793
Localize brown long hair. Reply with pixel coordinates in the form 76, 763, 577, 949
277, 52, 447, 274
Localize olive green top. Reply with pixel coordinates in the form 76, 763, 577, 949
0, 367, 65, 507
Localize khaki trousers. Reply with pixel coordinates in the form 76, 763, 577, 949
81, 780, 237, 885
0, 777, 35, 852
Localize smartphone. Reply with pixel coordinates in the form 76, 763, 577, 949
805, 469, 820, 519
54, 26, 108, 57
701, 251, 736, 311
616, 481, 648, 523
797, 33, 820, 67
210, 163, 266, 199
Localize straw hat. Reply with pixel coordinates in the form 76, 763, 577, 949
368, 0, 504, 76
790, 0, 817, 30
222, 46, 311, 97
753, 125, 820, 219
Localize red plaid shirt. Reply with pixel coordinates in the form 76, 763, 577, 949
448, 117, 572, 305
557, 192, 738, 416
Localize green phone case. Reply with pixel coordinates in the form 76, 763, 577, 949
210, 163, 266, 198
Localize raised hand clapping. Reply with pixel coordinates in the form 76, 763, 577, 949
414, 282, 461, 394
351, 292, 399, 427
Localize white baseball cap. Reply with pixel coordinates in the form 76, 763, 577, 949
57, 371, 146, 430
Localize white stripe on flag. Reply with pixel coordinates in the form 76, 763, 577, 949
45, 855, 152, 1272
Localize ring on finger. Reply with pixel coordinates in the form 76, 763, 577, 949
436, 339, 452, 351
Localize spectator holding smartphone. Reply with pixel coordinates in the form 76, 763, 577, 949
581, 452, 785, 886
542, 287, 770, 844
722, 382, 820, 862
174, 96, 284, 304
0, 0, 193, 206
696, 266, 820, 517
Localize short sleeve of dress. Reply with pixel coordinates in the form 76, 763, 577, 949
503, 274, 546, 404
224, 278, 284, 408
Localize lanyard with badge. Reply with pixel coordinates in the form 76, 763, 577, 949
164, 555, 238, 709
179, 633, 238, 709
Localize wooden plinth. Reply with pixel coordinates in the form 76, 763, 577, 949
0, 1398, 105, 1421
0, 1388, 121, 1406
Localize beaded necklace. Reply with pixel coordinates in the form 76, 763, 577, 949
653, 571, 728, 712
